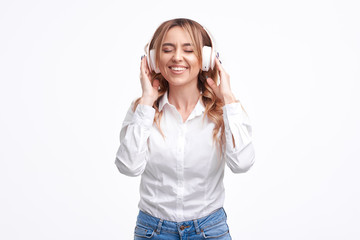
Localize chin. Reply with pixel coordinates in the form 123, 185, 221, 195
166, 77, 196, 87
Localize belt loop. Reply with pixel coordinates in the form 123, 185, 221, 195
156, 219, 163, 234
193, 219, 200, 234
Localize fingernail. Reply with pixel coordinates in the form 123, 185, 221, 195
141, 55, 144, 60
216, 52, 219, 58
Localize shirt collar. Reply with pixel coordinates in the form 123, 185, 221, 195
158, 91, 205, 118
158, 91, 169, 112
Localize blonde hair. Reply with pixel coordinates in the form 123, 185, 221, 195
133, 18, 225, 154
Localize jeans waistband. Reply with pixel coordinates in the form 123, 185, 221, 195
136, 207, 227, 235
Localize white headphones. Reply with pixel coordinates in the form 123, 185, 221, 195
145, 26, 217, 74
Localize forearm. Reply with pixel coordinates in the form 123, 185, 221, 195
222, 101, 255, 173
115, 103, 155, 176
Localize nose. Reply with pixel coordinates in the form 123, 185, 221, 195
172, 48, 183, 62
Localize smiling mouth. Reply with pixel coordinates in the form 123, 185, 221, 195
170, 67, 187, 70
169, 66, 188, 74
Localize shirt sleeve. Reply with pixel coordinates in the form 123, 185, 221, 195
222, 101, 255, 173
114, 100, 155, 177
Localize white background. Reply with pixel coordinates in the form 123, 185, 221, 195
1, 0, 359, 239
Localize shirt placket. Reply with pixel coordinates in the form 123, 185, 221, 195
176, 123, 187, 220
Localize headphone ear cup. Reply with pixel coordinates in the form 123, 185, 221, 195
148, 49, 160, 73
201, 26, 217, 71
202, 46, 212, 71
210, 49, 216, 70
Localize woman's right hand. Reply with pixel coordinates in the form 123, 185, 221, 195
139, 56, 160, 106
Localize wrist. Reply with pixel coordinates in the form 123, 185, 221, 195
223, 92, 236, 104
139, 95, 156, 106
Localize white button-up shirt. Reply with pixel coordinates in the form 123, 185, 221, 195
115, 91, 255, 222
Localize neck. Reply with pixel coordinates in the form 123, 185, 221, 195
168, 82, 201, 112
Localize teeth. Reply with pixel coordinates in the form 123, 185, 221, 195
171, 67, 186, 71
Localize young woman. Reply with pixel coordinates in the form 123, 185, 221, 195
115, 18, 255, 240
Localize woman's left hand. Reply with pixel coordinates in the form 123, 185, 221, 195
206, 57, 236, 104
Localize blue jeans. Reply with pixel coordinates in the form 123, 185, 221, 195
134, 207, 232, 239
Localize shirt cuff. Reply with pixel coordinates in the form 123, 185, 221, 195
133, 104, 155, 127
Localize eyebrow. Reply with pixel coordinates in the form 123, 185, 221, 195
162, 43, 192, 47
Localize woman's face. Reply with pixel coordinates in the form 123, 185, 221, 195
158, 26, 201, 88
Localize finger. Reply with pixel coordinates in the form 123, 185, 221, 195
143, 56, 151, 75
214, 57, 225, 73
206, 77, 220, 96
140, 56, 145, 73
140, 57, 149, 84
152, 79, 160, 89
140, 56, 149, 76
